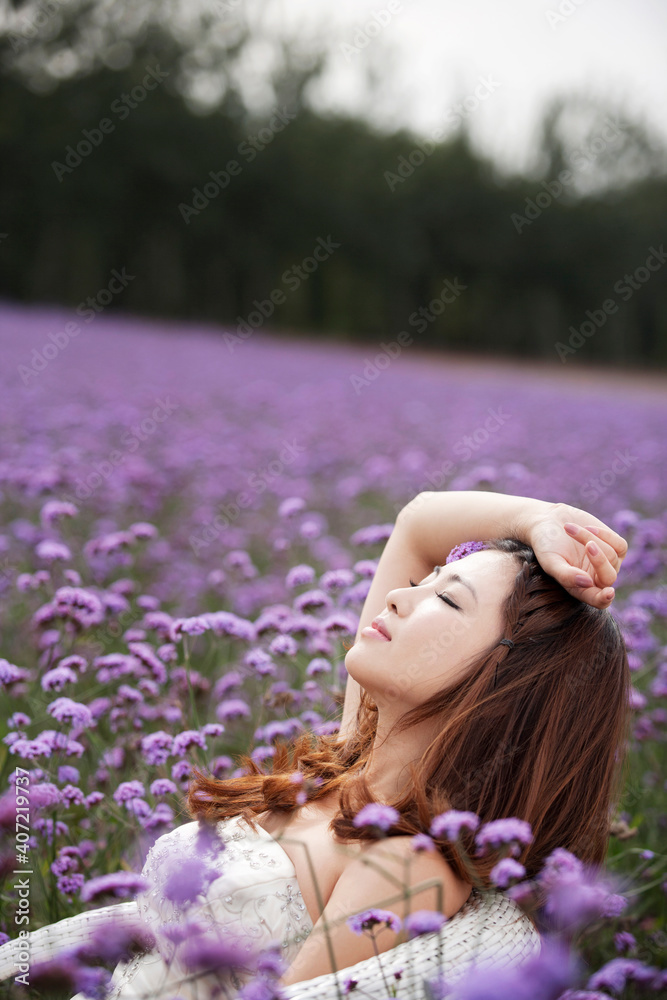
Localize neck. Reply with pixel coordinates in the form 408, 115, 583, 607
360, 708, 437, 802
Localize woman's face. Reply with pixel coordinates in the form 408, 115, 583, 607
345, 549, 518, 710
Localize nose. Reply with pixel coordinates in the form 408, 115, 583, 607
384, 582, 417, 617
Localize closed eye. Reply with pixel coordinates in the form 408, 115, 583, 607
409, 578, 462, 611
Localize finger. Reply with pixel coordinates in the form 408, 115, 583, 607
540, 551, 596, 592
574, 583, 616, 609
584, 539, 618, 588
535, 550, 615, 607
583, 524, 629, 560
563, 522, 620, 566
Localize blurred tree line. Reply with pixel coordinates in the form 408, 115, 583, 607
1, 0, 666, 365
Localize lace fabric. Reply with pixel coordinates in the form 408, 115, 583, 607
89, 813, 314, 1000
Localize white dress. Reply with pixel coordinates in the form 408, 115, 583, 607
85, 813, 315, 1000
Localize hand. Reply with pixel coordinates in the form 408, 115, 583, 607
525, 503, 628, 609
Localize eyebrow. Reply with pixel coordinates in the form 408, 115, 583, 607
431, 565, 478, 605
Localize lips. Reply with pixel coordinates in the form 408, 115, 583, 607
370, 617, 391, 640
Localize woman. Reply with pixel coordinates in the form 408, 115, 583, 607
87, 489, 631, 998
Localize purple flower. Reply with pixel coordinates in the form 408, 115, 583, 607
411, 833, 436, 852
47, 697, 93, 729
203, 611, 255, 640
545, 874, 627, 933
350, 523, 394, 546
9, 738, 52, 759
113, 780, 146, 803
169, 616, 211, 640
490, 857, 526, 888
179, 928, 249, 975
172, 729, 207, 757
36, 539, 72, 562
143, 802, 175, 829
353, 559, 378, 578
286, 564, 316, 588
41, 665, 78, 691
56, 872, 85, 898
129, 521, 158, 539
8, 712, 31, 729
40, 499, 78, 527
306, 657, 331, 676
238, 979, 283, 1000
202, 722, 224, 737
347, 908, 402, 935
59, 654, 88, 674
140, 730, 174, 765
278, 497, 306, 518
172, 760, 192, 781
352, 802, 400, 833
588, 958, 660, 993
268, 633, 298, 657
210, 755, 233, 775
445, 540, 488, 563
29, 955, 111, 998
150, 778, 177, 796
30, 782, 62, 808
322, 610, 357, 634
54, 585, 105, 626
259, 718, 304, 742
430, 810, 480, 841
216, 698, 251, 722
125, 797, 151, 818
51, 849, 79, 877
475, 817, 533, 856
538, 847, 583, 887
0, 659, 30, 686
127, 641, 168, 683
320, 568, 355, 591
61, 784, 86, 807
76, 917, 155, 965
81, 871, 149, 902
451, 935, 577, 999
294, 589, 332, 613
162, 855, 218, 905
404, 910, 447, 938
214, 670, 244, 698
614, 931, 636, 953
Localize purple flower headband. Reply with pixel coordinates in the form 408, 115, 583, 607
445, 539, 487, 564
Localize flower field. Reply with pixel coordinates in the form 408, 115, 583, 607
0, 299, 666, 999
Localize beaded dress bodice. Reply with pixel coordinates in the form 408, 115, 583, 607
104, 813, 314, 999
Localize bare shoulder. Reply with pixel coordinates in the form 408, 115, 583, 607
336, 834, 473, 919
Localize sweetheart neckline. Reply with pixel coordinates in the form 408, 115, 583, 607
225, 814, 481, 926
222, 813, 319, 927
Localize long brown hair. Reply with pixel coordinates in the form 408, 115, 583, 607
188, 538, 632, 891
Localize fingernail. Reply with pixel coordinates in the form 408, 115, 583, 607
587, 541, 599, 555
564, 523, 579, 534
583, 525, 601, 535
575, 574, 593, 588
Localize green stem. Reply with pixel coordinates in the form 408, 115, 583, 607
183, 635, 200, 730
280, 833, 343, 1000
370, 931, 394, 998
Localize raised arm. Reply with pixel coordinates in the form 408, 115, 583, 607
340, 490, 628, 737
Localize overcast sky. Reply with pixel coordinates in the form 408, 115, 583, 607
253, 0, 667, 176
